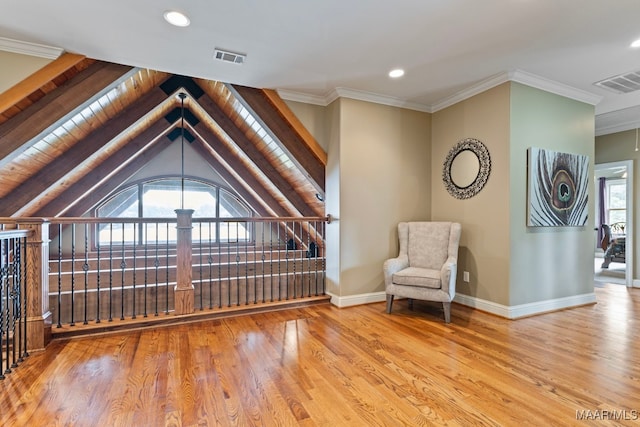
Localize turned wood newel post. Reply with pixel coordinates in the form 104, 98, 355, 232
20, 219, 51, 351
174, 209, 195, 315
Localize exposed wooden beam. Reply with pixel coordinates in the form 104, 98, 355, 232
33, 119, 176, 217
0, 61, 135, 165
195, 89, 317, 217
191, 122, 291, 218
232, 85, 326, 192
191, 132, 318, 246
0, 52, 86, 117
189, 139, 273, 218
262, 89, 327, 165
0, 85, 170, 216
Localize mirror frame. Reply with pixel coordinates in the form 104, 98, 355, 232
442, 138, 491, 199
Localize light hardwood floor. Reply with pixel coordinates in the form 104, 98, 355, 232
1, 283, 639, 426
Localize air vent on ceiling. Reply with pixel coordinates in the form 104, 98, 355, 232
594, 71, 640, 94
214, 48, 246, 64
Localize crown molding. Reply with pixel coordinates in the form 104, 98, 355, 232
431, 71, 512, 112
431, 69, 603, 113
331, 87, 432, 112
0, 36, 63, 59
595, 104, 640, 136
509, 69, 602, 106
595, 118, 640, 137
276, 89, 328, 106
278, 87, 432, 112
279, 69, 602, 114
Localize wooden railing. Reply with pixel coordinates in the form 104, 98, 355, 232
0, 213, 329, 351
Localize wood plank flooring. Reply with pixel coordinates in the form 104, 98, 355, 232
1, 283, 639, 426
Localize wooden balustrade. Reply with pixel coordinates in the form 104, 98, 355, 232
0, 214, 329, 349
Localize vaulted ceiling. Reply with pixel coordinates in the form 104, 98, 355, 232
0, 53, 326, 219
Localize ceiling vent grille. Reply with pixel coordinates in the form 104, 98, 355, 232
594, 71, 640, 94
214, 48, 246, 64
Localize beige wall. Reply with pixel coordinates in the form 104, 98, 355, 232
319, 98, 432, 298
0, 51, 52, 94
595, 130, 639, 279
432, 84, 512, 304
284, 100, 328, 152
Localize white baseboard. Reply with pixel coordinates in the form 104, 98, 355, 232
328, 290, 598, 318
633, 279, 640, 288
454, 292, 597, 319
327, 291, 387, 308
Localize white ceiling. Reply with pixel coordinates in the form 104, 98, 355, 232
1, 0, 640, 135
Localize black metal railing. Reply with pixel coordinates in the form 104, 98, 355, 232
48, 216, 327, 327
0, 229, 29, 379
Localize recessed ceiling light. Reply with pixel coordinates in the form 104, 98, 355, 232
164, 10, 190, 27
631, 39, 640, 48
389, 68, 405, 78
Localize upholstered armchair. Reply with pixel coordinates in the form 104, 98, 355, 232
383, 221, 462, 323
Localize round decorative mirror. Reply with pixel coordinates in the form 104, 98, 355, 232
442, 138, 491, 199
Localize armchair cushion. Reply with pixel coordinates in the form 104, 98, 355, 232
392, 267, 441, 289
408, 222, 449, 270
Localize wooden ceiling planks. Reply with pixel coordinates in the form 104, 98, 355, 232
197, 80, 323, 217
2, 84, 173, 217
0, 57, 325, 220
231, 85, 326, 191
36, 120, 178, 217
27, 99, 178, 217
0, 61, 134, 163
189, 138, 276, 218
0, 68, 170, 201
190, 119, 294, 218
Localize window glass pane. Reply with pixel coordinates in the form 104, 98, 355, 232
608, 183, 626, 209
220, 221, 250, 243
142, 180, 181, 217
97, 186, 139, 217
98, 222, 137, 246
142, 179, 218, 218
609, 210, 626, 224
143, 222, 176, 244
219, 189, 251, 218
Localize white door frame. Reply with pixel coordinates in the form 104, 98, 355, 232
595, 160, 634, 287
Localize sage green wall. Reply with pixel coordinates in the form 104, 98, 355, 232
431, 84, 512, 305
595, 130, 639, 280
0, 51, 52, 94
509, 82, 595, 305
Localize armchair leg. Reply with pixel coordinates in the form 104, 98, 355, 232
408, 298, 414, 310
386, 295, 394, 313
443, 302, 451, 323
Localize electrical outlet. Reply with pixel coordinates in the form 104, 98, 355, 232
463, 271, 470, 282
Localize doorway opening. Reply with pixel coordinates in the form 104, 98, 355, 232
594, 160, 633, 287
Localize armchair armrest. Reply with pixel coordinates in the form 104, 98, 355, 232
440, 256, 458, 298
383, 255, 409, 287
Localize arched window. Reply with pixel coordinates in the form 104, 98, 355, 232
95, 177, 252, 245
